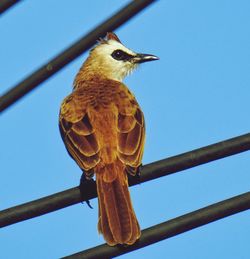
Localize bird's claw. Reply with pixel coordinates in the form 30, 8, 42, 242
127, 164, 142, 185
133, 164, 142, 184
79, 171, 94, 209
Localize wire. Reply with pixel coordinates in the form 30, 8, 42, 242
62, 192, 250, 259
2, 2, 248, 258
0, 0, 20, 14
0, 0, 156, 113
0, 133, 249, 228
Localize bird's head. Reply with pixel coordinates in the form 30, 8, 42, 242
84, 32, 159, 82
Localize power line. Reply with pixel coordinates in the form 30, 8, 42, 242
1, 132, 249, 228
2, 1, 248, 258
0, 0, 20, 14
62, 192, 250, 259
0, 0, 156, 113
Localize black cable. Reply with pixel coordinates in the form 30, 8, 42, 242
0, 0, 20, 14
0, 133, 249, 228
0, 0, 156, 113
62, 192, 250, 259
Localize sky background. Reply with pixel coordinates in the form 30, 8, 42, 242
1, 1, 250, 258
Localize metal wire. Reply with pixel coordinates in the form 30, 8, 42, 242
0, 0, 20, 14
1, 132, 249, 228
3, 1, 248, 258
0, 0, 156, 113
62, 192, 250, 259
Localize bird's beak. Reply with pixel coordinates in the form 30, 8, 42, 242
132, 53, 159, 64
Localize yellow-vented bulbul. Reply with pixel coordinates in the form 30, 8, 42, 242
59, 32, 158, 245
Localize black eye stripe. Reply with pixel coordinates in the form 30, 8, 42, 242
111, 49, 134, 61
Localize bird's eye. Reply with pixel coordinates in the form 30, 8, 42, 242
111, 49, 132, 61
111, 50, 125, 60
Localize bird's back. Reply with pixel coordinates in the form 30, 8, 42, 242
59, 76, 145, 173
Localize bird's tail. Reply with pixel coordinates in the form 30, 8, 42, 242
96, 161, 141, 246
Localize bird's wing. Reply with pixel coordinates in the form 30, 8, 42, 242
116, 87, 145, 170
59, 93, 100, 173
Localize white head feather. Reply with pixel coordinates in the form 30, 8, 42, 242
76, 33, 158, 84
90, 39, 138, 82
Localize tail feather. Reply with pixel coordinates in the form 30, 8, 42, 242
96, 161, 141, 245
97, 177, 117, 245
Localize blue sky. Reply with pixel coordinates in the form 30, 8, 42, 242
1, 1, 250, 258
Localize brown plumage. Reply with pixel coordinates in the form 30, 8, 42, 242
59, 32, 158, 245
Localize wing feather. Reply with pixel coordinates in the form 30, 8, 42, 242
118, 114, 136, 133
117, 106, 145, 168
71, 115, 94, 135
118, 122, 141, 155
59, 93, 100, 171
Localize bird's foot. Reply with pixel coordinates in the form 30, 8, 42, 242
127, 164, 142, 185
136, 164, 142, 183
133, 164, 142, 184
79, 171, 94, 209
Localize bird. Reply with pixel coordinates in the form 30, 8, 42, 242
59, 32, 158, 246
